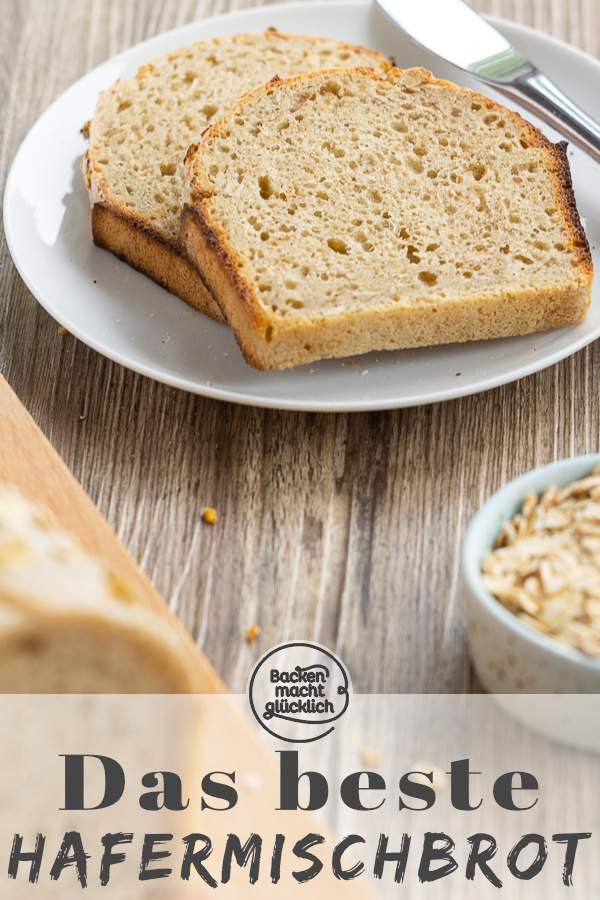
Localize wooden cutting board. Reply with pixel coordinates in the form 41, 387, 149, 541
0, 372, 224, 693
0, 373, 374, 898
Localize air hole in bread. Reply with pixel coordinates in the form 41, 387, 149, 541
258, 175, 274, 200
406, 156, 424, 174
320, 80, 342, 97
327, 238, 349, 254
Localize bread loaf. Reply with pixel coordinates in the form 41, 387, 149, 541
0, 486, 198, 692
180, 66, 593, 369
82, 32, 391, 321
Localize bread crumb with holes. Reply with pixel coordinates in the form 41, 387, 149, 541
82, 34, 389, 323
181, 67, 592, 371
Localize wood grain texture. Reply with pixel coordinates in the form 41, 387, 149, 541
0, 373, 226, 693
1, 0, 598, 693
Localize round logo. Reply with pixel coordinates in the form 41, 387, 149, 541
248, 642, 351, 743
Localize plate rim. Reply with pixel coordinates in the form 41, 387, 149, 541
4, 1, 600, 412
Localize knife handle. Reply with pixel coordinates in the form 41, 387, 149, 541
496, 70, 600, 163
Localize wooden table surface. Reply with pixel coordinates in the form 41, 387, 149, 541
1, 0, 598, 694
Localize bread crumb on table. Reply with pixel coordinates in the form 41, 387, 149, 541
360, 747, 382, 768
203, 507, 218, 525
58, 326, 69, 335
246, 624, 261, 643
409, 761, 448, 791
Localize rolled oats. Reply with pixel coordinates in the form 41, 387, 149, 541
482, 465, 600, 658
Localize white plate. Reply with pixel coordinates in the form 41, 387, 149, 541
5, 2, 600, 412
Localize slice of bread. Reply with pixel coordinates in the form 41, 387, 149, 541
0, 486, 199, 692
82, 32, 391, 321
180, 66, 593, 369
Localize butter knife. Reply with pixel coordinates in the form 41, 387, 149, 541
374, 0, 600, 162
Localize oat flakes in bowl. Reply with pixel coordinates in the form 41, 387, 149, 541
482, 466, 600, 659
463, 455, 600, 694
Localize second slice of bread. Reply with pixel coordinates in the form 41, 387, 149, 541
82, 32, 390, 321
181, 66, 593, 368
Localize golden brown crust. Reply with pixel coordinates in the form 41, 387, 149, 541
549, 141, 594, 275
180, 205, 267, 366
181, 195, 592, 370
420, 70, 593, 280
181, 197, 593, 370
181, 66, 593, 370
83, 32, 391, 324
411, 73, 592, 278
91, 202, 226, 321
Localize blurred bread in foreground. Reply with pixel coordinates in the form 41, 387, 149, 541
0, 486, 197, 692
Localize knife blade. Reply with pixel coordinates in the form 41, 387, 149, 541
374, 0, 600, 162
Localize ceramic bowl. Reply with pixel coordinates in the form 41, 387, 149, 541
463, 455, 600, 695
